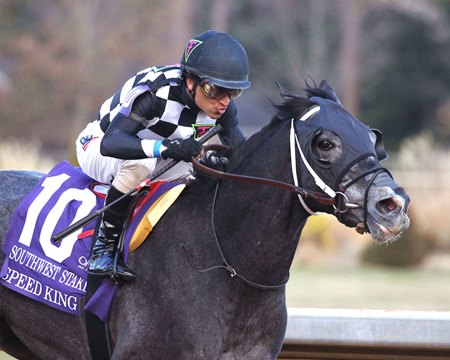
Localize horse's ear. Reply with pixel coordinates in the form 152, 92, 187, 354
371, 129, 388, 161
318, 80, 342, 105
275, 81, 300, 99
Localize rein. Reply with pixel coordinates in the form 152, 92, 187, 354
187, 143, 339, 291
187, 115, 391, 290
191, 144, 335, 207
181, 182, 289, 290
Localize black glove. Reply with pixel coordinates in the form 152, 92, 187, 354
161, 138, 202, 162
201, 150, 229, 167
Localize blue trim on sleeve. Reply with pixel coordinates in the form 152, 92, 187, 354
153, 141, 162, 157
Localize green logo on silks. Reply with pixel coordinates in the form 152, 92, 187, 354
192, 124, 215, 140
184, 39, 203, 61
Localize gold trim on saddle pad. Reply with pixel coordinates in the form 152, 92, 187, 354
129, 184, 186, 252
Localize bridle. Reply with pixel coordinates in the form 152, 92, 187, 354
192, 144, 336, 207
192, 106, 389, 216
335, 166, 393, 232
289, 107, 359, 215
192, 144, 391, 222
288, 108, 393, 223
188, 108, 392, 290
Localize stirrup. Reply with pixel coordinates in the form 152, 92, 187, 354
112, 252, 136, 283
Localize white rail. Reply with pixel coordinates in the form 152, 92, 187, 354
279, 308, 450, 359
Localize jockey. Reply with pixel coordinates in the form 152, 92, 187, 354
76, 30, 251, 282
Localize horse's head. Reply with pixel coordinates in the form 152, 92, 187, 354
275, 80, 410, 244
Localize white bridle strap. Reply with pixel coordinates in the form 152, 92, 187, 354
290, 106, 337, 214
290, 120, 316, 215
299, 106, 321, 121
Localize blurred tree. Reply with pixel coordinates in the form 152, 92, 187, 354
0, 0, 194, 160
70, 1, 98, 157
0, 0, 33, 46
360, 0, 450, 149
210, 0, 232, 32
337, 0, 366, 114
0, 0, 81, 153
229, 0, 340, 96
361, 208, 434, 268
68, 0, 194, 152
308, 0, 328, 83
0, 0, 448, 158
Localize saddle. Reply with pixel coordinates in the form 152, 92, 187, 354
0, 161, 185, 319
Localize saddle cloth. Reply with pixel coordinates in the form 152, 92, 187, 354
0, 161, 185, 319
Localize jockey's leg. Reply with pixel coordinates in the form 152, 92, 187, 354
77, 123, 193, 281
87, 159, 156, 282
87, 185, 136, 282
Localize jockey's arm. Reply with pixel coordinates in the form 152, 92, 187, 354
100, 92, 165, 160
101, 92, 201, 161
100, 114, 149, 159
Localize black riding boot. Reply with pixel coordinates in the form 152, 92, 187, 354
88, 186, 136, 282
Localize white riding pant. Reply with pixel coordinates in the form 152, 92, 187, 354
76, 121, 192, 193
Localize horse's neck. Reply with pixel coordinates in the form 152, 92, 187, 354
213, 126, 309, 286
214, 183, 307, 286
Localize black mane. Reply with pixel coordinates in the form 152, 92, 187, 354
230, 81, 339, 169
271, 80, 341, 120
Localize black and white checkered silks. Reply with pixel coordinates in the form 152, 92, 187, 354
97, 65, 221, 141
77, 65, 234, 190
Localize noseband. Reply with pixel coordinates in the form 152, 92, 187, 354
335, 167, 393, 232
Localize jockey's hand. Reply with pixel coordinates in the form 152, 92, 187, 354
161, 138, 202, 162
201, 150, 229, 167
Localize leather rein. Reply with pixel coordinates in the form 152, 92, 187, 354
187, 143, 389, 291
184, 144, 337, 291
191, 144, 336, 207
186, 101, 393, 290
184, 144, 341, 291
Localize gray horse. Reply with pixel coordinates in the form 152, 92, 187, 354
0, 81, 409, 360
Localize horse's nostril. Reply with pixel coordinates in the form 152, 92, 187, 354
394, 187, 411, 211
377, 197, 401, 213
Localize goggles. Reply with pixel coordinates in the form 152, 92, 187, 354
199, 80, 243, 100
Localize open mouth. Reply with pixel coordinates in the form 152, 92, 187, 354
355, 217, 402, 245
370, 221, 404, 244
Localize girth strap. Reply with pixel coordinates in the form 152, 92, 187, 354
81, 223, 113, 360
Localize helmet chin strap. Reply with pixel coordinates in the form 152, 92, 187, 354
290, 106, 337, 215
182, 78, 200, 112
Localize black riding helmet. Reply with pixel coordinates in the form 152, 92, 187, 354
180, 30, 251, 90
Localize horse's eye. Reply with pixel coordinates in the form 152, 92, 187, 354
318, 140, 333, 151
